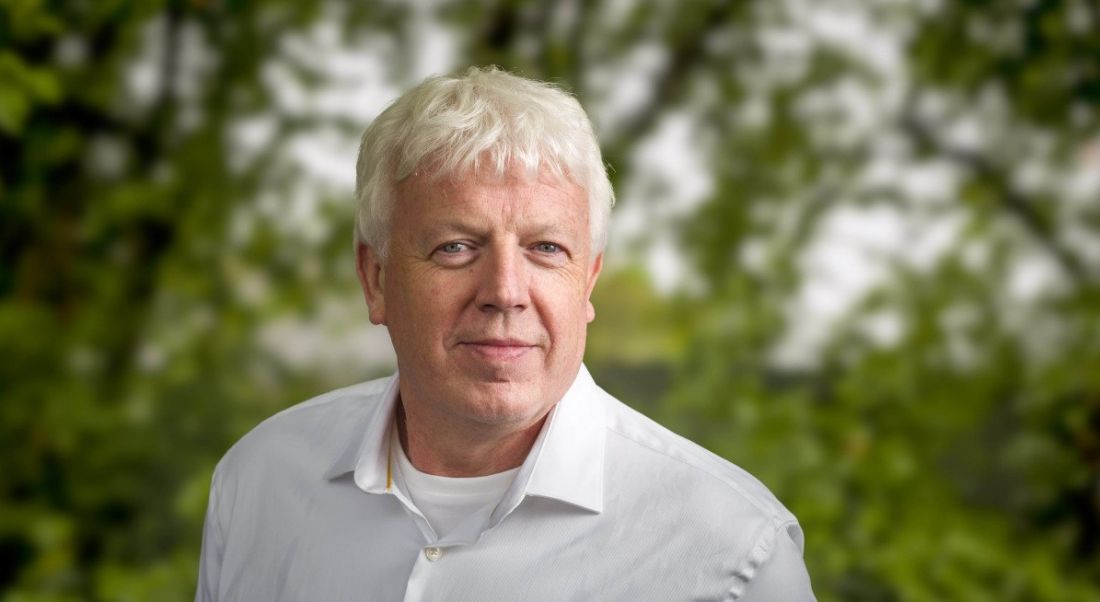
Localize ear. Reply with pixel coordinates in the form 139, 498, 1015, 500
585, 253, 604, 323
356, 243, 387, 325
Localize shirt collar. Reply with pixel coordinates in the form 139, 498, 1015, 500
323, 365, 606, 513
515, 365, 605, 513
323, 373, 399, 491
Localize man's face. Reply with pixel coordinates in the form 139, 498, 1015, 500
357, 165, 603, 431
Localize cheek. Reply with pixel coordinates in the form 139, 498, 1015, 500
542, 278, 595, 329
412, 274, 474, 331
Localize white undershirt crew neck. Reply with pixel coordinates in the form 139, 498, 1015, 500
391, 431, 520, 539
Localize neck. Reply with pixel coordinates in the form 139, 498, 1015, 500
396, 399, 549, 477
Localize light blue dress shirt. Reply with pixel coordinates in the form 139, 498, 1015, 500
196, 366, 815, 600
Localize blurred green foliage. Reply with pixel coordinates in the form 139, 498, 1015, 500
2, 0, 1098, 600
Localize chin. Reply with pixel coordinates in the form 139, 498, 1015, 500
458, 384, 549, 425
456, 353, 541, 384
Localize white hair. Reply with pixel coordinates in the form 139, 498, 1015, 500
354, 66, 614, 258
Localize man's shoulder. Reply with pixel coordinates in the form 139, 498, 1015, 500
258, 376, 391, 428
215, 375, 392, 479
600, 390, 798, 534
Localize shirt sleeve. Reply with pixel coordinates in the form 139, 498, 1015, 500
195, 468, 224, 602
738, 524, 816, 601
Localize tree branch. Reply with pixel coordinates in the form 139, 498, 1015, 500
608, 0, 738, 152
900, 110, 1093, 286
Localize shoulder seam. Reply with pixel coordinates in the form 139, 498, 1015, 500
728, 519, 784, 600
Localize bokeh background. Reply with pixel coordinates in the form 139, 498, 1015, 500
3, 0, 1099, 600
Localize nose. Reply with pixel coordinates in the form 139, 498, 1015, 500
475, 246, 529, 313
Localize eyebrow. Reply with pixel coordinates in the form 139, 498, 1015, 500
421, 220, 578, 242
421, 221, 489, 242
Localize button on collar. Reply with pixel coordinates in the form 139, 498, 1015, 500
424, 546, 443, 562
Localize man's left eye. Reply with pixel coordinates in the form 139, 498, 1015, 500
534, 242, 561, 254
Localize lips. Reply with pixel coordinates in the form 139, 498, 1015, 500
459, 338, 537, 361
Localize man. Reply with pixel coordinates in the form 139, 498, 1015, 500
196, 66, 814, 600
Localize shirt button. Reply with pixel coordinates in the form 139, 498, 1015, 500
424, 547, 443, 562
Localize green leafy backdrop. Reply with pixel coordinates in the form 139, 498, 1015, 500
2, 1, 1098, 600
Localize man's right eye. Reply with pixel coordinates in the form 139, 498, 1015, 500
438, 242, 469, 254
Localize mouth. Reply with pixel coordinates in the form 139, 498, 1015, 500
459, 338, 537, 361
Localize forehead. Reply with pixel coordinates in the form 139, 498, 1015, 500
394, 164, 588, 222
